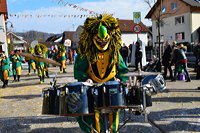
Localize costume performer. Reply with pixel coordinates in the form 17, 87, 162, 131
44, 53, 50, 78
10, 50, 23, 82
26, 47, 36, 75
73, 14, 129, 133
0, 51, 11, 88
34, 43, 48, 84
58, 44, 67, 73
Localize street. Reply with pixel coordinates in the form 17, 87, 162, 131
0, 64, 199, 133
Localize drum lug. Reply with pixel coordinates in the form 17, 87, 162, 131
57, 90, 60, 96
81, 86, 83, 94
103, 86, 106, 93
65, 87, 68, 94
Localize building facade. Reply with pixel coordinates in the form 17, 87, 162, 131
145, 0, 200, 46
0, 0, 8, 56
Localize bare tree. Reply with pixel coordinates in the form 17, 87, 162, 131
144, 0, 164, 60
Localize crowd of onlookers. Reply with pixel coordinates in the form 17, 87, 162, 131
120, 40, 200, 82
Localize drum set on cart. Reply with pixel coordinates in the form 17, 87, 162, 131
42, 71, 166, 132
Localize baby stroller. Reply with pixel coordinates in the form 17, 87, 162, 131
143, 58, 162, 72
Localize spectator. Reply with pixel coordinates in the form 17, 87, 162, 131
172, 44, 191, 82
143, 55, 161, 72
194, 42, 200, 79
128, 44, 133, 63
135, 41, 143, 71
120, 43, 129, 66
162, 41, 173, 80
73, 50, 78, 63
68, 49, 73, 64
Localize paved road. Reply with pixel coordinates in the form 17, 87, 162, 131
0, 64, 199, 133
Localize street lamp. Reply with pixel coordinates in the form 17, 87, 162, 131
0, 26, 5, 32
5, 21, 14, 32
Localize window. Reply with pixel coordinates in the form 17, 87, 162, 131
175, 16, 184, 25
196, 0, 200, 3
176, 32, 185, 40
161, 6, 166, 13
156, 35, 164, 42
171, 2, 177, 10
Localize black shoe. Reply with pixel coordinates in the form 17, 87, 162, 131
198, 87, 200, 90
186, 79, 191, 82
2, 84, 7, 88
171, 78, 176, 82
134, 111, 141, 115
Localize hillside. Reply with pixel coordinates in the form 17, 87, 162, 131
15, 30, 56, 44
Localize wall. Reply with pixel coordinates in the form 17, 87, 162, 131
0, 14, 8, 56
191, 13, 200, 43
152, 13, 191, 44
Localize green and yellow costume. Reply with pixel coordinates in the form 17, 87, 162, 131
34, 43, 48, 84
27, 47, 36, 75
58, 44, 67, 73
44, 53, 50, 78
10, 51, 23, 82
0, 53, 11, 88
74, 14, 128, 133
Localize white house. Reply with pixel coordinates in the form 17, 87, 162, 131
118, 19, 152, 66
0, 0, 8, 56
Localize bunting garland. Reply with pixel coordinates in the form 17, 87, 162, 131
52, 0, 98, 15
9, 0, 100, 19
9, 14, 96, 18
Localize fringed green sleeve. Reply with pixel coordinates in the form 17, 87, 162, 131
116, 55, 129, 82
74, 54, 90, 82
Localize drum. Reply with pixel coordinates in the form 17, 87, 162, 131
94, 81, 126, 109
42, 87, 60, 115
59, 82, 93, 116
126, 86, 152, 108
142, 74, 166, 94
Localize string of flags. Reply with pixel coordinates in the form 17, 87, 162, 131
9, 14, 96, 18
9, 0, 99, 19
52, 0, 98, 15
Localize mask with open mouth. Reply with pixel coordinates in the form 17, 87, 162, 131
93, 25, 111, 51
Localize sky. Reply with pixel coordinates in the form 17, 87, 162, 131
7, 0, 154, 33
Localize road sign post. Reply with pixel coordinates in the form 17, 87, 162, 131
133, 24, 142, 41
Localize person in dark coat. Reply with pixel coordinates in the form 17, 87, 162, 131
135, 41, 142, 71
172, 44, 191, 82
193, 42, 200, 79
162, 41, 173, 80
128, 44, 133, 63
120, 43, 129, 66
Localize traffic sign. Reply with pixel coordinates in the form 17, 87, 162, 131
133, 24, 142, 34
133, 12, 141, 24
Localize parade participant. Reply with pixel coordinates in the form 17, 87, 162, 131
34, 43, 48, 84
26, 47, 36, 75
0, 51, 11, 88
73, 14, 129, 133
44, 53, 50, 78
10, 50, 23, 82
58, 44, 67, 73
